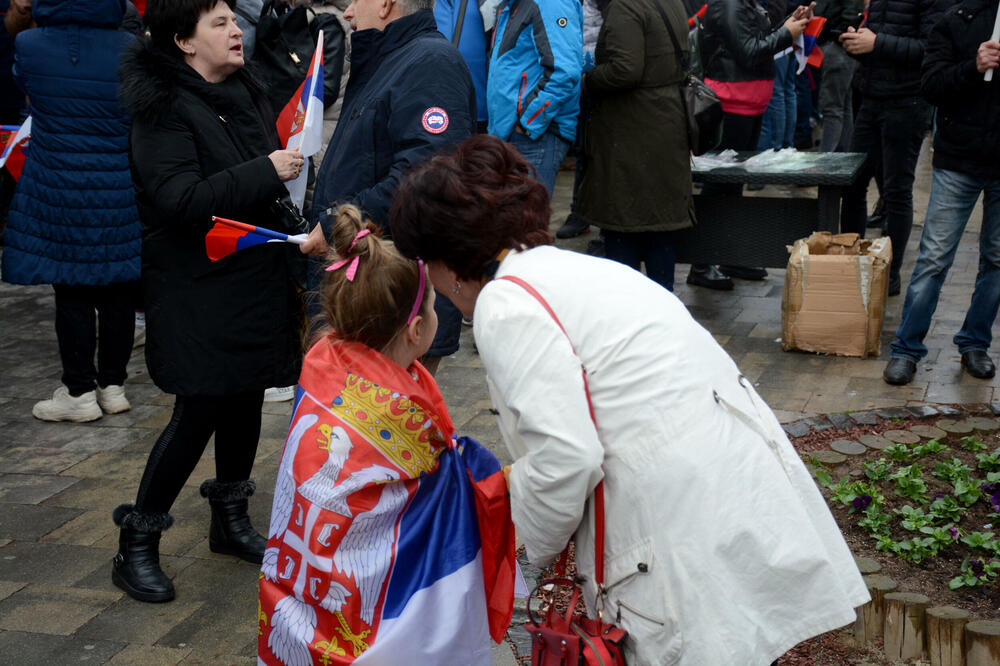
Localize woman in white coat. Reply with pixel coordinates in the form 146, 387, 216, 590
390, 135, 869, 665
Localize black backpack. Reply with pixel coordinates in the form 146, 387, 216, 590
252, 0, 346, 117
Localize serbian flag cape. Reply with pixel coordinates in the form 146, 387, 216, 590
793, 17, 826, 73
258, 338, 516, 666
204, 216, 306, 262
275, 30, 325, 212
0, 116, 31, 180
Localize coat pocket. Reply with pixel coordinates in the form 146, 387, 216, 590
602, 537, 683, 664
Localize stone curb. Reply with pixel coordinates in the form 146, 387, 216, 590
780, 402, 1000, 439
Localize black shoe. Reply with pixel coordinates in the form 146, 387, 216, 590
111, 504, 175, 603
888, 274, 901, 297
883, 358, 917, 385
686, 265, 734, 291
201, 479, 266, 564
867, 198, 886, 229
555, 215, 589, 239
961, 349, 996, 379
585, 237, 605, 257
719, 265, 768, 281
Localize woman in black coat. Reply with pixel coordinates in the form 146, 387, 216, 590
112, 0, 306, 603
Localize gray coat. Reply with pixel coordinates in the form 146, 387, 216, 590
576, 0, 695, 233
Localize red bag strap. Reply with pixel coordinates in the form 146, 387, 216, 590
498, 275, 606, 586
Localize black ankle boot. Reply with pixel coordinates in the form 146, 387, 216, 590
111, 504, 175, 603
200, 478, 266, 564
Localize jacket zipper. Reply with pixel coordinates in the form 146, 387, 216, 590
517, 72, 527, 116
526, 100, 550, 126
571, 624, 608, 665
617, 600, 666, 626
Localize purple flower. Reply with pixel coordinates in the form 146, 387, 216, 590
991, 493, 1000, 513
949, 527, 959, 540
934, 493, 947, 500
852, 495, 873, 511
980, 482, 999, 495
970, 559, 985, 577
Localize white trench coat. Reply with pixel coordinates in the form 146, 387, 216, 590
474, 246, 869, 666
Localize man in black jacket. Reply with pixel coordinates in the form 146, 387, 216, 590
838, 0, 948, 295
300, 0, 477, 373
883, 0, 1000, 385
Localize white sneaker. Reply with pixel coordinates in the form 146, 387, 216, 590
96, 384, 131, 414
263, 385, 296, 402
32, 386, 102, 422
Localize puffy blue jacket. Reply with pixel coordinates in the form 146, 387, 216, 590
0, 0, 141, 286
486, 0, 583, 142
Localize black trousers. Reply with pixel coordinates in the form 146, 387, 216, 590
53, 282, 136, 396
134, 392, 264, 515
841, 96, 931, 280
604, 230, 677, 291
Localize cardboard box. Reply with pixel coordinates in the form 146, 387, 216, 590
781, 232, 892, 358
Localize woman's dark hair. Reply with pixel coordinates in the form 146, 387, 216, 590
144, 0, 236, 59
390, 134, 553, 281
319, 205, 430, 352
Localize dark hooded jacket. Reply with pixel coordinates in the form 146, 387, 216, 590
0, 0, 141, 286
921, 0, 1000, 179
702, 0, 792, 83
118, 38, 303, 396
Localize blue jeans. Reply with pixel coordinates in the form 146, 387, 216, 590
758, 53, 797, 150
890, 168, 1000, 362
509, 128, 571, 195
603, 230, 676, 291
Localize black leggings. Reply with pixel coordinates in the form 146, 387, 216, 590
135, 392, 264, 515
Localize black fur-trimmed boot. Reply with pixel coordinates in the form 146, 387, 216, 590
200, 478, 267, 564
111, 504, 175, 603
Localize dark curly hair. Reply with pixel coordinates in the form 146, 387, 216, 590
389, 135, 553, 281
145, 0, 236, 60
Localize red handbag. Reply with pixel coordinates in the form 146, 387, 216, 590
499, 276, 629, 666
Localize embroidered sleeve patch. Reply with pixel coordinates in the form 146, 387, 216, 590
421, 107, 449, 134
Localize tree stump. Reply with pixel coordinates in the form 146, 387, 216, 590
884, 592, 930, 662
854, 574, 897, 645
926, 606, 969, 666
965, 620, 1000, 666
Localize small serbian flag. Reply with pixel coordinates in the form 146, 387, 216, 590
275, 30, 325, 212
205, 216, 306, 262
793, 17, 826, 73
0, 116, 31, 180
688, 4, 706, 28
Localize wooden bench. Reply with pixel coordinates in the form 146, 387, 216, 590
674, 150, 867, 268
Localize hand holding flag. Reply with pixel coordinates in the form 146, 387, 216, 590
206, 216, 307, 262
275, 30, 325, 211
793, 16, 827, 73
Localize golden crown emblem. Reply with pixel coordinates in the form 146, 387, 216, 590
330, 373, 444, 476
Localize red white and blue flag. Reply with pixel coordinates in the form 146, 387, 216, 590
275, 31, 325, 212
0, 116, 31, 180
258, 340, 517, 666
793, 17, 826, 73
205, 216, 306, 262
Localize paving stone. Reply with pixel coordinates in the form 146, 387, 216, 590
937, 419, 975, 434
883, 430, 921, 444
0, 503, 83, 540
0, 445, 90, 475
79, 597, 205, 645
0, 630, 124, 664
991, 401, 1000, 416
831, 440, 867, 456
936, 405, 963, 416
826, 413, 855, 430
859, 434, 892, 450
813, 450, 848, 465
0, 584, 121, 635
782, 420, 811, 438
40, 509, 120, 547
802, 416, 833, 431
849, 411, 879, 425
905, 405, 940, 418
179, 650, 256, 665
0, 581, 26, 602
61, 450, 151, 481
876, 407, 910, 420
910, 424, 947, 439
0, 473, 81, 504
855, 557, 881, 574
966, 416, 1000, 431
105, 644, 194, 665
0, 541, 112, 585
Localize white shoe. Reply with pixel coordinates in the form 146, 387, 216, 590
263, 385, 296, 402
96, 384, 131, 414
32, 386, 102, 422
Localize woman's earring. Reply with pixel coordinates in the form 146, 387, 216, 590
452, 281, 462, 295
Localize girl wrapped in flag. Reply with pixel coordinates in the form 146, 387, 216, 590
258, 205, 516, 666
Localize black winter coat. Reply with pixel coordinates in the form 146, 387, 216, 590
703, 0, 792, 83
119, 41, 303, 396
922, 0, 1000, 179
851, 0, 949, 99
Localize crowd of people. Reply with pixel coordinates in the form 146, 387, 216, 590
0, 0, 997, 662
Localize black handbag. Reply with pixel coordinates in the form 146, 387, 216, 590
252, 0, 346, 116
652, 0, 723, 156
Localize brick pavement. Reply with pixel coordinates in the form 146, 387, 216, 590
1, 137, 997, 664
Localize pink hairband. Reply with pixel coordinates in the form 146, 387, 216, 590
325, 229, 372, 281
407, 258, 427, 325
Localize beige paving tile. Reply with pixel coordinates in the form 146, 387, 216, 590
0, 584, 121, 635
40, 509, 118, 546
925, 383, 996, 404
105, 645, 193, 665
754, 387, 812, 413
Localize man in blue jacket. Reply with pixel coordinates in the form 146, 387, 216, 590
301, 0, 476, 373
487, 0, 583, 193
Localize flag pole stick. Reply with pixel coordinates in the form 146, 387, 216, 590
986, 6, 1000, 82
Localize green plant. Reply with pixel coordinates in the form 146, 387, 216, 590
933, 457, 973, 483
828, 477, 876, 506
884, 442, 914, 463
976, 449, 1000, 473
863, 458, 894, 481
858, 504, 892, 536
895, 505, 932, 532
891, 464, 929, 503
919, 523, 958, 551
953, 477, 983, 507
959, 435, 988, 452
949, 556, 1000, 589
960, 531, 998, 552
911, 438, 948, 458
929, 495, 963, 522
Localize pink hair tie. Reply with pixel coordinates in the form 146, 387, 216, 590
406, 259, 427, 325
324, 229, 372, 281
